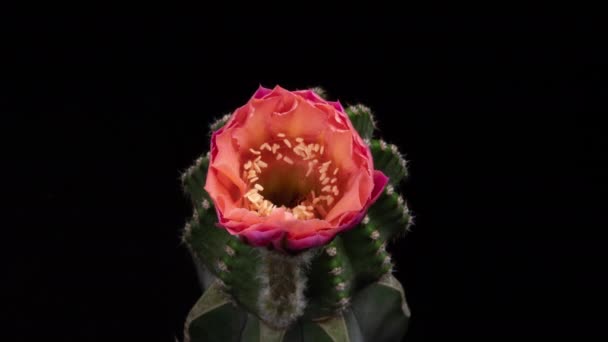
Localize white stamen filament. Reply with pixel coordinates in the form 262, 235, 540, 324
257, 160, 268, 168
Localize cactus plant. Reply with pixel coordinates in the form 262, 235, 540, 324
181, 86, 413, 341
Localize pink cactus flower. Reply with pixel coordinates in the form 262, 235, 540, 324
204, 85, 388, 251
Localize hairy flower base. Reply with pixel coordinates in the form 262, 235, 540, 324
242, 133, 341, 220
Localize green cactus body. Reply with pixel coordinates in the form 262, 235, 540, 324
181, 99, 413, 341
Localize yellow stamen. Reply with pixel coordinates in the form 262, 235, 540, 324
276, 153, 283, 160
319, 160, 331, 174
244, 189, 258, 198
333, 167, 339, 175
322, 185, 331, 192
249, 177, 259, 183
322, 177, 330, 185
283, 156, 294, 164
244, 160, 252, 170
257, 160, 268, 168
305, 144, 313, 157
306, 163, 313, 177
277, 132, 286, 138
315, 205, 327, 217
249, 148, 261, 155
330, 177, 337, 184
254, 184, 264, 191
272, 143, 280, 154
293, 145, 305, 157
283, 139, 292, 148
248, 193, 262, 203
260, 143, 271, 151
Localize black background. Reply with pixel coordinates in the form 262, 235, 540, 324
4, 12, 607, 341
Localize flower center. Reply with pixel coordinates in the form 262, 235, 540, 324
241, 133, 341, 220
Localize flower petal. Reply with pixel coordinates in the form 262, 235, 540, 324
204, 86, 391, 251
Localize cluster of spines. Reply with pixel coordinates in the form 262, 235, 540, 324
311, 86, 327, 99
209, 113, 231, 133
